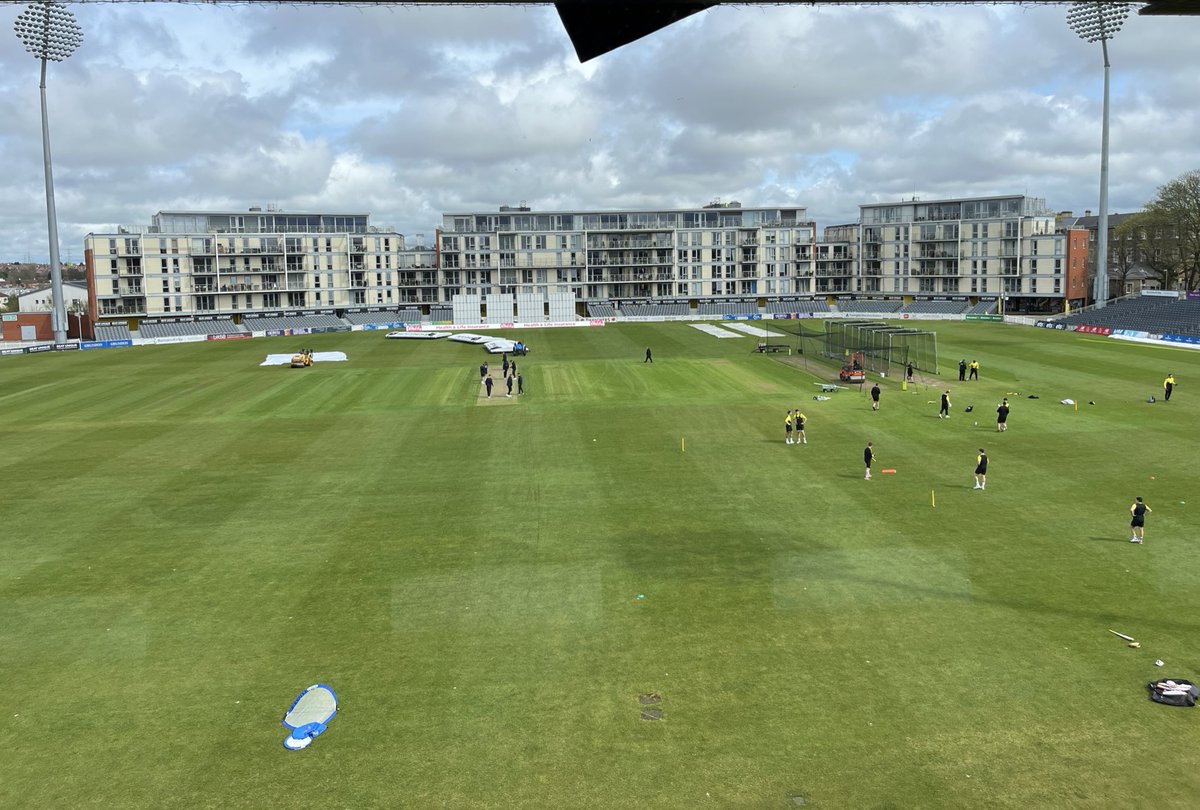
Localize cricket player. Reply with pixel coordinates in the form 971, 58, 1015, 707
973, 448, 988, 490
1130, 497, 1152, 544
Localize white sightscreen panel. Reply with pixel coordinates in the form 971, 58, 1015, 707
452, 294, 482, 325
548, 292, 577, 322
485, 294, 513, 324
516, 294, 545, 321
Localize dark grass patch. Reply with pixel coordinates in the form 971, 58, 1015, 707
639, 708, 663, 721
638, 693, 662, 705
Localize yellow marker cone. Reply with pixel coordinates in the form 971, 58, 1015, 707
931, 490, 936, 508
681, 437, 685, 453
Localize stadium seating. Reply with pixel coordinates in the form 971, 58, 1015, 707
617, 302, 691, 317
586, 302, 617, 318
1052, 295, 1200, 336
695, 300, 760, 316
138, 319, 247, 338
900, 300, 969, 315
966, 300, 998, 315
837, 299, 904, 313
343, 309, 423, 325
763, 299, 830, 315
94, 324, 133, 341
429, 306, 453, 321
241, 314, 347, 332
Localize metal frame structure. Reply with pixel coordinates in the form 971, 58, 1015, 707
1066, 2, 1130, 309
13, 1, 83, 344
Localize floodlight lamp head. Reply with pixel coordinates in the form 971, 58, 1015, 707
1066, 2, 1130, 44
13, 1, 82, 62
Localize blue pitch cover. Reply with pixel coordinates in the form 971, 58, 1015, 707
282, 684, 338, 750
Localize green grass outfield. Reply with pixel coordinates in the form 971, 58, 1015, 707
2, 320, 1198, 808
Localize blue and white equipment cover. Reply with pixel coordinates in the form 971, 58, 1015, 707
282, 684, 338, 750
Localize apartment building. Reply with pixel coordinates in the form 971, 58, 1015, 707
437, 203, 818, 303
856, 195, 1089, 311
83, 209, 435, 327
815, 224, 858, 294
82, 196, 1087, 331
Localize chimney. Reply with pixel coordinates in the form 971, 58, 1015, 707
1085, 209, 1092, 217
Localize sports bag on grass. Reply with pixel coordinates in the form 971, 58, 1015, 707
1147, 679, 1198, 707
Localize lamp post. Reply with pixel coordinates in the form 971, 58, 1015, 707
1067, 1, 1129, 310
14, 1, 83, 344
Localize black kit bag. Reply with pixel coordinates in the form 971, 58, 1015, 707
1147, 679, 1199, 707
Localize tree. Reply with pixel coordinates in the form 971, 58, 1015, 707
1110, 216, 1142, 295
1139, 169, 1200, 292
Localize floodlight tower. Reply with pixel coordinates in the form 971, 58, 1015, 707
1067, 1, 1129, 309
14, 1, 83, 344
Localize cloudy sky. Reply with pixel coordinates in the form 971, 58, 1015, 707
0, 1, 1197, 262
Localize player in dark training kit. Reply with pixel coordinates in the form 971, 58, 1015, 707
973, 448, 988, 490
1130, 497, 1152, 543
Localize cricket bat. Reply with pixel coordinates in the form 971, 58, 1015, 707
1108, 629, 1136, 642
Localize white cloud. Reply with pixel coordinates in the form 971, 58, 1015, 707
0, 3, 1197, 261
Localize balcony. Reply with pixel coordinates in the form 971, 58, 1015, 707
98, 305, 142, 316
